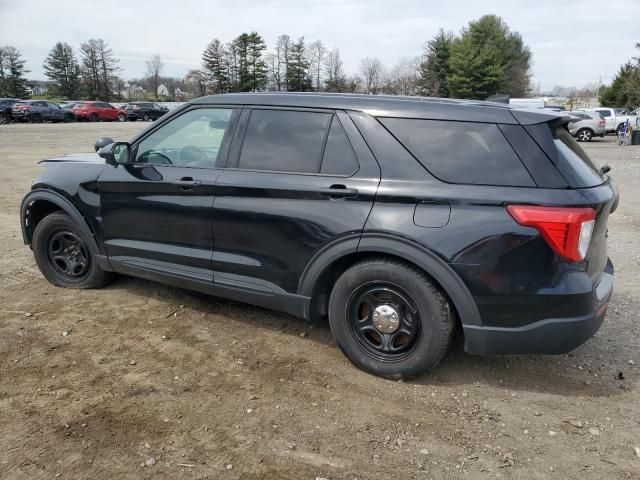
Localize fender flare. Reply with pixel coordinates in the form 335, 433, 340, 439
20, 189, 102, 256
298, 233, 482, 327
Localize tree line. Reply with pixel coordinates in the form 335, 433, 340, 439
0, 15, 554, 103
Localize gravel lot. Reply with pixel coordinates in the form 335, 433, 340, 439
0, 122, 639, 480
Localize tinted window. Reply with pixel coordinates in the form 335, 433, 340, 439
320, 116, 358, 175
552, 127, 604, 187
47, 102, 59, 109
381, 118, 534, 186
596, 109, 611, 117
239, 109, 331, 173
135, 108, 234, 168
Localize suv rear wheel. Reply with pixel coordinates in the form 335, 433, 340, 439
576, 128, 593, 142
328, 258, 454, 378
32, 212, 113, 289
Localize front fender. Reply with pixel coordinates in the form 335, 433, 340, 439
20, 189, 102, 256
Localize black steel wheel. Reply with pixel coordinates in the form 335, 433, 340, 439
32, 212, 113, 289
329, 258, 454, 378
46, 229, 91, 282
89, 112, 98, 122
347, 283, 421, 361
142, 113, 150, 121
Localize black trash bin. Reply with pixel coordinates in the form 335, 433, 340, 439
632, 129, 640, 145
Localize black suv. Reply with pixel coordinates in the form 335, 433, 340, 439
125, 102, 169, 121
1, 97, 21, 124
20, 93, 616, 378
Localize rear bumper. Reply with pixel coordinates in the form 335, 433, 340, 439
463, 259, 614, 355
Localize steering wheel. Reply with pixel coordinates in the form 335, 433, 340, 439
178, 145, 207, 165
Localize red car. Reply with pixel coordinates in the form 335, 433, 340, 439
72, 101, 126, 122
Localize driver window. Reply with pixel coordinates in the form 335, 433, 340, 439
134, 108, 233, 168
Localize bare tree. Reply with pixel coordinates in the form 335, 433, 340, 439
324, 48, 347, 92
386, 57, 420, 95
274, 34, 291, 91
146, 54, 164, 100
185, 69, 207, 97
308, 40, 326, 92
360, 57, 384, 94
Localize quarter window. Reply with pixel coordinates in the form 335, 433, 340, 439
321, 116, 358, 175
238, 109, 331, 173
381, 118, 535, 187
135, 108, 234, 168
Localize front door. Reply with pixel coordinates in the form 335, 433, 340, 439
212, 108, 380, 307
98, 106, 238, 291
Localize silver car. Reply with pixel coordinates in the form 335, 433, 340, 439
568, 111, 606, 142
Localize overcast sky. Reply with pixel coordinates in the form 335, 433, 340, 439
1, 0, 638, 90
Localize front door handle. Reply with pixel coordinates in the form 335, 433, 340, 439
172, 177, 201, 189
318, 184, 359, 198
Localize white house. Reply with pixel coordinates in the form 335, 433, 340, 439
157, 84, 170, 97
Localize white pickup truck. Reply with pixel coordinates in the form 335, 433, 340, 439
586, 108, 638, 135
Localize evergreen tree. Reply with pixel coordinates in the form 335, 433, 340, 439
202, 39, 229, 93
418, 30, 453, 97
286, 37, 312, 91
247, 32, 267, 91
43, 42, 81, 99
448, 15, 531, 99
80, 39, 119, 101
599, 48, 640, 110
1, 46, 29, 98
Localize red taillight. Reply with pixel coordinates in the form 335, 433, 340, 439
599, 120, 605, 125
507, 205, 596, 262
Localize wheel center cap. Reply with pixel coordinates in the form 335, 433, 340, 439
372, 305, 400, 334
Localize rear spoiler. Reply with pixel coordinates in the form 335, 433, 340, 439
510, 108, 575, 126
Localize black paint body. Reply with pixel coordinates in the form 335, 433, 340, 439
21, 93, 617, 355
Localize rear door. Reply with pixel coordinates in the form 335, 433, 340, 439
211, 107, 380, 299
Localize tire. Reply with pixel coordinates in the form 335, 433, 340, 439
29, 113, 41, 123
328, 258, 455, 379
32, 212, 113, 289
64, 113, 74, 123
0, 113, 7, 125
142, 113, 150, 121
117, 113, 126, 122
89, 113, 98, 122
576, 128, 593, 142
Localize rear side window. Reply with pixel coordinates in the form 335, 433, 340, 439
321, 116, 358, 175
552, 127, 604, 186
239, 109, 331, 173
596, 109, 611, 117
381, 118, 535, 186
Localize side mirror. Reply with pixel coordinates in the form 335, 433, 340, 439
99, 142, 131, 166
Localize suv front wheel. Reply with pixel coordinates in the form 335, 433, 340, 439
32, 212, 113, 289
328, 258, 454, 378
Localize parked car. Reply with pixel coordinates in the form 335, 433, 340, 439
11, 100, 73, 123
0, 97, 20, 124
568, 110, 606, 141
125, 102, 169, 121
585, 107, 638, 134
59, 101, 83, 110
72, 101, 126, 122
20, 93, 617, 378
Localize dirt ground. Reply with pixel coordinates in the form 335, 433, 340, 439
0, 122, 638, 480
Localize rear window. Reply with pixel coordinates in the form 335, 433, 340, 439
380, 118, 535, 186
238, 109, 331, 173
552, 127, 604, 186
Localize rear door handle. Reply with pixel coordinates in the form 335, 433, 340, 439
318, 184, 359, 198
